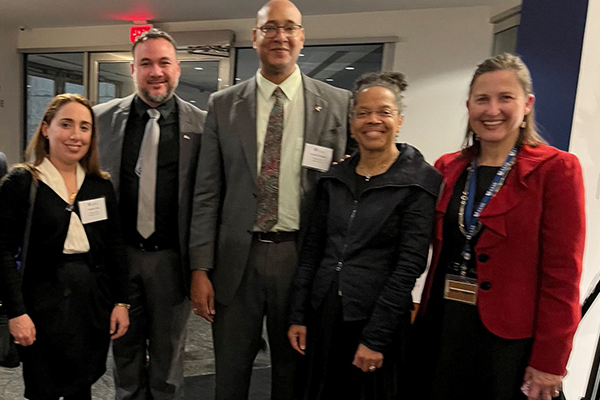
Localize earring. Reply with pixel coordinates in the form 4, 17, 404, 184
520, 120, 527, 129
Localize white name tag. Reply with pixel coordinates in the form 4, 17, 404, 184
78, 197, 108, 225
301, 144, 334, 172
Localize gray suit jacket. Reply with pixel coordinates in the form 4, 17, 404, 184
0, 152, 7, 179
94, 94, 207, 293
190, 74, 352, 305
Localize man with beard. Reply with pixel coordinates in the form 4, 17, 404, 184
94, 29, 206, 400
189, 1, 352, 398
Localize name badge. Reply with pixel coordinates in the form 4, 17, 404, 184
78, 197, 108, 225
444, 274, 478, 305
301, 144, 334, 172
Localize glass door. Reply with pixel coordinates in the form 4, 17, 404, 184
89, 51, 231, 110
24, 52, 86, 144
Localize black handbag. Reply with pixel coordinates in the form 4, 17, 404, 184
0, 174, 37, 368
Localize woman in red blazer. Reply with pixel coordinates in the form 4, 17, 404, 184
417, 54, 585, 400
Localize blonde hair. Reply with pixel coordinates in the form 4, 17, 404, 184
464, 53, 546, 152
25, 94, 108, 179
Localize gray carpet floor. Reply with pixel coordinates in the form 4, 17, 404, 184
0, 313, 272, 400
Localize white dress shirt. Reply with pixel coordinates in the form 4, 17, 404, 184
254, 66, 305, 232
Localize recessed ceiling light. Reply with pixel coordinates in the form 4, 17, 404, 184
218, 78, 222, 82
299, 53, 305, 57
190, 100, 197, 103
345, 66, 355, 71
325, 78, 334, 82
194, 67, 204, 71
235, 78, 241, 81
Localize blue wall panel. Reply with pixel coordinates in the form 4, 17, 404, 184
516, 0, 589, 151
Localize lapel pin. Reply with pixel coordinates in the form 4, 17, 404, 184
315, 106, 322, 112
183, 134, 191, 140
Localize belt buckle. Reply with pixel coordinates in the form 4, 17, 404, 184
139, 243, 159, 252
257, 232, 275, 244
444, 274, 478, 305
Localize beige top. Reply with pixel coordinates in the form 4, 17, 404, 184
36, 158, 90, 254
254, 66, 305, 232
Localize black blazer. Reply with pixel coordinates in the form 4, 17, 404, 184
289, 144, 442, 352
0, 166, 128, 319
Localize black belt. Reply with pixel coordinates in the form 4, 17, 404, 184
130, 242, 175, 252
253, 231, 298, 244
61, 253, 90, 262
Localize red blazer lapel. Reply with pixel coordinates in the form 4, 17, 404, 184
477, 148, 548, 239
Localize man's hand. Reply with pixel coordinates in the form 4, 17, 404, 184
9, 314, 36, 346
287, 324, 307, 355
352, 343, 383, 373
191, 270, 216, 323
110, 306, 130, 340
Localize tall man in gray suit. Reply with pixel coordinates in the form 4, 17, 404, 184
189, 1, 352, 398
94, 29, 206, 400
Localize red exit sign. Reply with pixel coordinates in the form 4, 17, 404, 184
130, 25, 153, 43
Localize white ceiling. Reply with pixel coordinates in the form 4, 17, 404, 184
1, 0, 502, 29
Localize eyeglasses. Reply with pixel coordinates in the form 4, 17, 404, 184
257, 24, 303, 38
353, 109, 399, 119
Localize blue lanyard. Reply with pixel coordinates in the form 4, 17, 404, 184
459, 147, 517, 266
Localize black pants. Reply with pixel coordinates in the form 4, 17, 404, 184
21, 256, 109, 399
302, 282, 409, 400
27, 385, 91, 400
425, 300, 535, 400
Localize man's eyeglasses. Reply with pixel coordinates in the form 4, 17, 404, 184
257, 24, 303, 38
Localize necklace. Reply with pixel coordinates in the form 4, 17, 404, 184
357, 151, 400, 182
69, 191, 77, 202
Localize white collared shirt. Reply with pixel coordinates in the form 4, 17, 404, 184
36, 158, 90, 254
254, 66, 305, 232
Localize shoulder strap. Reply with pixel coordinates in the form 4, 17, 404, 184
20, 177, 38, 273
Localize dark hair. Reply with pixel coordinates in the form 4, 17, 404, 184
131, 28, 178, 57
352, 71, 408, 113
464, 53, 546, 151
25, 94, 108, 179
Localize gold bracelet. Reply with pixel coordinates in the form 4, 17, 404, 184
115, 303, 131, 310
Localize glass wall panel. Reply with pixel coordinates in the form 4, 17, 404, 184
177, 60, 220, 109
25, 52, 84, 144
235, 44, 384, 90
96, 61, 135, 104
493, 26, 518, 55
94, 55, 221, 111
